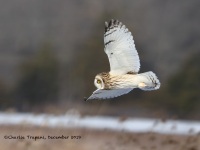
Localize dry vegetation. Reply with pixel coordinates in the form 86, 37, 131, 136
0, 125, 200, 150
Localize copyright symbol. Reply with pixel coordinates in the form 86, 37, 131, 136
4, 135, 7, 139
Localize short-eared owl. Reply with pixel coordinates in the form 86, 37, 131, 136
86, 19, 160, 100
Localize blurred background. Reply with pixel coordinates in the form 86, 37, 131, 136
0, 0, 200, 120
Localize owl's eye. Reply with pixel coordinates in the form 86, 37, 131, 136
97, 79, 101, 84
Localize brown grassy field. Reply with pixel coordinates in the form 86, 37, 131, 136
0, 125, 200, 150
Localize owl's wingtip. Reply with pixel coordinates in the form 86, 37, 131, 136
104, 19, 121, 33
105, 21, 108, 27
83, 97, 88, 101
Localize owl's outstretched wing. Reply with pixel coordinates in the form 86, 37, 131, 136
104, 19, 140, 75
86, 88, 133, 100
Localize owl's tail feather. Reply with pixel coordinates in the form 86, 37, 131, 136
137, 71, 160, 91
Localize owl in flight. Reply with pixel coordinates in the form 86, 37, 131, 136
86, 19, 160, 100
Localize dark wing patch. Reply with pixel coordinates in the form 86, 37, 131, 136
104, 19, 122, 33
104, 29, 117, 37
105, 40, 115, 46
127, 71, 137, 74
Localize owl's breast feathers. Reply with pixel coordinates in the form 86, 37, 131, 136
98, 72, 138, 89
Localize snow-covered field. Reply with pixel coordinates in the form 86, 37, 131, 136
0, 112, 200, 135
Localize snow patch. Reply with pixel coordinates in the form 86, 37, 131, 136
0, 112, 200, 135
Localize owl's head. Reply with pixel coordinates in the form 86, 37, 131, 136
94, 75, 105, 89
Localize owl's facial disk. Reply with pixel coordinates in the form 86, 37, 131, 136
94, 76, 104, 89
